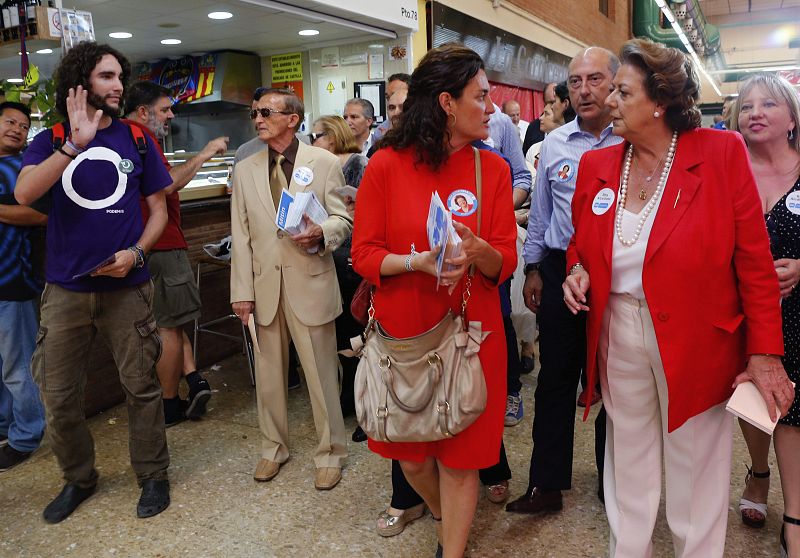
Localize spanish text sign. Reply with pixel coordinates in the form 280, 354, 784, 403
271, 53, 303, 82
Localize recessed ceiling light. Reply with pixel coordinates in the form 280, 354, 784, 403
109, 31, 132, 39
6, 78, 23, 83
35, 48, 53, 54
161, 38, 182, 45
298, 29, 319, 36
369, 44, 383, 48
208, 11, 232, 20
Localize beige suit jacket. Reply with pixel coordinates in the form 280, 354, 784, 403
230, 141, 352, 327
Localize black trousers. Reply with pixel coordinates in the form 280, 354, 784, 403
526, 250, 605, 493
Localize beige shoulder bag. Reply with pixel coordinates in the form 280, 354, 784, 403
351, 147, 489, 443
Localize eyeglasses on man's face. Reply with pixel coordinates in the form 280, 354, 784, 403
308, 132, 327, 142
249, 107, 292, 120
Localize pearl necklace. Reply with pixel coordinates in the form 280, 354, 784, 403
615, 131, 678, 247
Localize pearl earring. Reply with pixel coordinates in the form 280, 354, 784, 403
654, 111, 660, 118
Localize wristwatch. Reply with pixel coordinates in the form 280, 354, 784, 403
524, 262, 541, 275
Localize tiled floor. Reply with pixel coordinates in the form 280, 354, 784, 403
0, 353, 785, 557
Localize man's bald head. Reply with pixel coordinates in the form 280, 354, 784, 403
502, 99, 522, 125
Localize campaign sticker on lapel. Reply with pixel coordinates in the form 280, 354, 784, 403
447, 189, 478, 217
292, 166, 314, 186
554, 159, 577, 183
786, 191, 800, 215
592, 188, 615, 215
118, 159, 134, 174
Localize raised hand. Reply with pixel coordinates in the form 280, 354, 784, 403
65, 86, 102, 149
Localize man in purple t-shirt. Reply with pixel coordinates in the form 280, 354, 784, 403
15, 42, 172, 524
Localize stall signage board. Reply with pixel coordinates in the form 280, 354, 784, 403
272, 53, 303, 82
308, 0, 419, 32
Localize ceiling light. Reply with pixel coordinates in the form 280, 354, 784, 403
109, 31, 132, 39
298, 29, 319, 36
161, 38, 182, 45
35, 48, 53, 54
6, 78, 23, 83
208, 11, 233, 19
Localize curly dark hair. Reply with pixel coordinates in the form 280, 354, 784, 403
619, 38, 701, 132
53, 42, 131, 118
380, 43, 484, 170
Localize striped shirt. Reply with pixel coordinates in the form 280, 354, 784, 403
523, 118, 622, 264
0, 153, 48, 300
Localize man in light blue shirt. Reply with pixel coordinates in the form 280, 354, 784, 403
488, 107, 532, 207
507, 46, 622, 516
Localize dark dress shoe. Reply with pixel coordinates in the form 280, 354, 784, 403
520, 355, 535, 374
137, 479, 170, 518
352, 425, 367, 442
505, 487, 563, 515
43, 483, 97, 524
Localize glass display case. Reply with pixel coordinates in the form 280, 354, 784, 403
165, 150, 235, 202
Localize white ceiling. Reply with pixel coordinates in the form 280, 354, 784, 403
698, 0, 800, 17
0, 0, 399, 81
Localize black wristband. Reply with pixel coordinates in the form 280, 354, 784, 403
57, 146, 77, 160
524, 262, 541, 275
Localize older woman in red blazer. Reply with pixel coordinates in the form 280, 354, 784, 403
563, 39, 795, 558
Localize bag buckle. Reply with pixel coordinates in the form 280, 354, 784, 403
436, 401, 450, 414
379, 355, 391, 369
427, 353, 441, 366
375, 406, 389, 418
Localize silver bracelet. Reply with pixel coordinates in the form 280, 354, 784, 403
569, 262, 585, 275
404, 243, 418, 272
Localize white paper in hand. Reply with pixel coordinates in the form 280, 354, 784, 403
725, 381, 793, 434
247, 314, 261, 354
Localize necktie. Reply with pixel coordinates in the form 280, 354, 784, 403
270, 154, 288, 208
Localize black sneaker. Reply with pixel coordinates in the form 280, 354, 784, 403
186, 379, 212, 420
0, 435, 7, 448
0, 445, 32, 471
163, 397, 187, 428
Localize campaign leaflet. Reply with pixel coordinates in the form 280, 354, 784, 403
426, 192, 462, 286
275, 189, 329, 254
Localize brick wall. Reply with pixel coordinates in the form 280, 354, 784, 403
507, 0, 631, 53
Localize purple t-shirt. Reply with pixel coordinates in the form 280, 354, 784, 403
23, 119, 172, 292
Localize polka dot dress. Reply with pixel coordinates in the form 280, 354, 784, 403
767, 174, 800, 427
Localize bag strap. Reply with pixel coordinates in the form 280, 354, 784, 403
461, 147, 482, 323
51, 122, 66, 151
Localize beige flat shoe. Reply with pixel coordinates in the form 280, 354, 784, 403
314, 467, 342, 490
376, 503, 426, 537
254, 459, 280, 482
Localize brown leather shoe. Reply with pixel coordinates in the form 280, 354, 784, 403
254, 459, 281, 482
314, 467, 342, 490
505, 487, 563, 514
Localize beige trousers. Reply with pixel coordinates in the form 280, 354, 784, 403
253, 283, 347, 469
599, 293, 733, 558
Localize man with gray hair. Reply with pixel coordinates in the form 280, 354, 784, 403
507, 46, 622, 516
343, 98, 374, 156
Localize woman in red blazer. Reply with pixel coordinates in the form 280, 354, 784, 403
563, 39, 794, 557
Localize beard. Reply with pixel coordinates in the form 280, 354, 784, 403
146, 112, 169, 139
88, 92, 121, 118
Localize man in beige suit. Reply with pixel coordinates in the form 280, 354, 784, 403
230, 88, 351, 490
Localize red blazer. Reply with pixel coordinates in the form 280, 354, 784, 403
567, 128, 784, 431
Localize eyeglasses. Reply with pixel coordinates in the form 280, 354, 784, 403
249, 107, 292, 120
308, 132, 327, 142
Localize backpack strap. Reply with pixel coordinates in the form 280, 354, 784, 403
126, 122, 148, 156
51, 122, 66, 151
